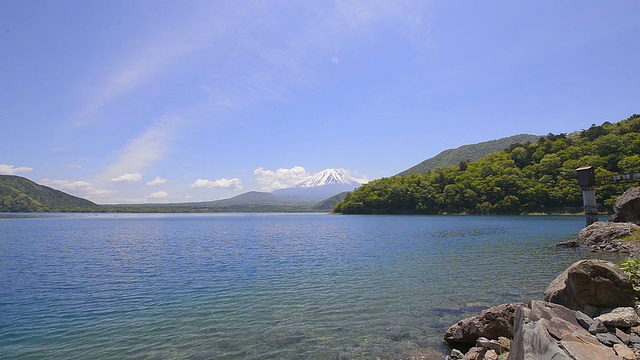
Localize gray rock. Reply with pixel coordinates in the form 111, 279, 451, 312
589, 319, 609, 334
448, 348, 464, 360
597, 332, 625, 346
617, 328, 632, 345
577, 221, 640, 245
444, 303, 524, 345
611, 187, 640, 223
476, 337, 509, 354
629, 332, 640, 345
544, 259, 636, 313
596, 307, 640, 328
508, 301, 618, 360
462, 347, 484, 360
483, 349, 498, 360
576, 310, 595, 330
613, 343, 635, 360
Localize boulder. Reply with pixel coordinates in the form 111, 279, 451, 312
544, 259, 636, 315
444, 303, 525, 345
508, 301, 619, 360
596, 307, 640, 328
577, 221, 640, 245
612, 187, 640, 223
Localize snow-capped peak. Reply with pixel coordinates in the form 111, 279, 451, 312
293, 168, 367, 188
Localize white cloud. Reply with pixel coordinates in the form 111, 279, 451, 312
148, 191, 169, 199
66, 165, 82, 169
102, 115, 183, 182
61, 181, 93, 190
110, 172, 143, 184
41, 179, 93, 190
77, 10, 222, 124
90, 189, 118, 197
40, 178, 115, 200
0, 164, 33, 175
253, 166, 310, 191
191, 178, 243, 190
147, 177, 167, 186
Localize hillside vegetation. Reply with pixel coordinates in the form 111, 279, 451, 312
397, 134, 542, 176
0, 175, 98, 212
335, 114, 640, 215
0, 176, 338, 213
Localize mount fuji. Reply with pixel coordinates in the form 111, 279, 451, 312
272, 169, 367, 202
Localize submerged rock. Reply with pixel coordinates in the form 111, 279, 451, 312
543, 259, 636, 316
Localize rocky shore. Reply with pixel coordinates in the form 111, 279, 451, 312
442, 187, 640, 359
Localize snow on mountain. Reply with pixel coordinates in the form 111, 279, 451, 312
292, 168, 367, 188
271, 169, 367, 202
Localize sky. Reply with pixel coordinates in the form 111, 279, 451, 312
1, 1, 639, 204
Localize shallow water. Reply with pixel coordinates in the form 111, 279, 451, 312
0, 214, 622, 359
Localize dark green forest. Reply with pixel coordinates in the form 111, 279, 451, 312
335, 114, 640, 215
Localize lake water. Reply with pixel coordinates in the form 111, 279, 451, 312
0, 214, 622, 359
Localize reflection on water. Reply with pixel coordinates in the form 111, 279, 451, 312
0, 214, 624, 359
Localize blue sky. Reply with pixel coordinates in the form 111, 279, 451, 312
1, 1, 638, 204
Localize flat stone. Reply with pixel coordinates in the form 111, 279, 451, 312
576, 310, 595, 330
561, 332, 619, 360
484, 349, 498, 360
463, 347, 484, 360
618, 328, 632, 345
590, 319, 609, 334
508, 301, 618, 360
613, 343, 636, 360
597, 332, 625, 346
630, 333, 640, 345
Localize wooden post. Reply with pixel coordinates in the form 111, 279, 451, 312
576, 166, 598, 226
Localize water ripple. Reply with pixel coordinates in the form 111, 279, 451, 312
0, 214, 622, 359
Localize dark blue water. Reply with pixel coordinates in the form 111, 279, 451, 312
0, 214, 621, 359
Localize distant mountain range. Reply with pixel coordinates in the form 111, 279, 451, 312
0, 135, 544, 213
0, 174, 349, 213
397, 134, 542, 176
0, 175, 98, 212
272, 168, 366, 202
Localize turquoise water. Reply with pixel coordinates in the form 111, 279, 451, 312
0, 214, 621, 359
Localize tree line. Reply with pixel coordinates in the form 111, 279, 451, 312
334, 114, 640, 215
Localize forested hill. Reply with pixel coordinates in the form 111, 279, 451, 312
397, 134, 542, 176
0, 175, 98, 212
335, 114, 640, 215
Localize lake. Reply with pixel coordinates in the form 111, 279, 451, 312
0, 213, 621, 359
